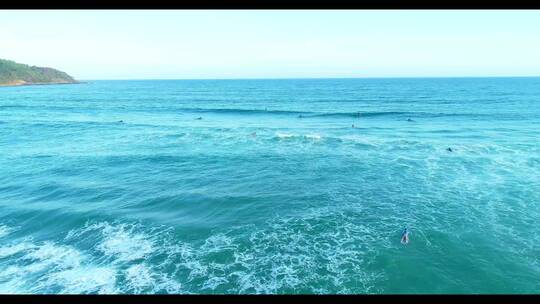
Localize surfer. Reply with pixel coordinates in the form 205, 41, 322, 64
401, 227, 410, 244
196, 117, 202, 120
352, 124, 355, 128
407, 118, 415, 122
118, 120, 124, 123
447, 147, 453, 152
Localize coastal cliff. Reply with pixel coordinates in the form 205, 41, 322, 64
0, 58, 78, 87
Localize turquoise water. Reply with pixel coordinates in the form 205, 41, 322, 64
0, 78, 539, 294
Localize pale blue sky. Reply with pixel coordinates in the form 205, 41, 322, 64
1, 10, 540, 79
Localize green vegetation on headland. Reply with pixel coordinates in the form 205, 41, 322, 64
0, 58, 78, 87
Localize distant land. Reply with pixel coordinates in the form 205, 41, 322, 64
0, 58, 78, 87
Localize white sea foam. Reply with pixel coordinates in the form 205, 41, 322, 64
0, 240, 89, 294
124, 264, 155, 293
0, 242, 36, 259
41, 266, 118, 294
201, 233, 236, 253
24, 242, 82, 269
124, 263, 183, 293
0, 222, 173, 294
0, 224, 13, 238
201, 276, 229, 291
177, 208, 386, 294
275, 132, 325, 142
0, 215, 384, 294
305, 134, 322, 140
97, 223, 154, 262
275, 132, 296, 139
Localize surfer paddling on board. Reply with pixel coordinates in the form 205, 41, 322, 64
401, 227, 410, 245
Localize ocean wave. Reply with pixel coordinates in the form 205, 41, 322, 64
0, 224, 13, 238
0, 212, 385, 294
275, 132, 323, 140
176, 108, 491, 119
178, 108, 306, 116
275, 132, 296, 139
179, 108, 414, 119
306, 111, 410, 118
0, 222, 183, 294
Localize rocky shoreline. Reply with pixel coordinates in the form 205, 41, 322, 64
0, 80, 82, 87
0, 58, 79, 88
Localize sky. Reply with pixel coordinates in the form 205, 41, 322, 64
1, 10, 540, 80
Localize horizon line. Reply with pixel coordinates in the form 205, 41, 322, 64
77, 75, 540, 81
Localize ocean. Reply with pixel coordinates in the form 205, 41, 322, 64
0, 78, 539, 294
